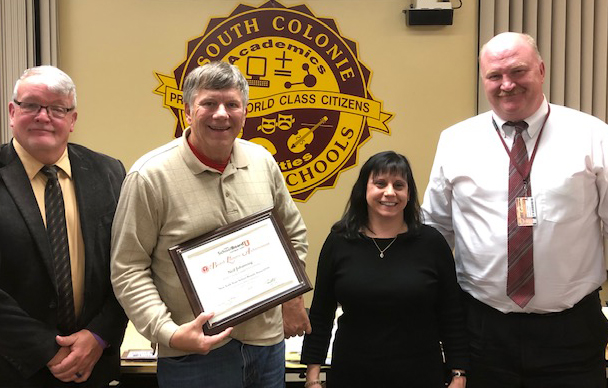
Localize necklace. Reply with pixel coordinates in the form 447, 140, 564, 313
371, 237, 397, 258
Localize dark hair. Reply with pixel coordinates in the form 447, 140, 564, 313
332, 151, 422, 239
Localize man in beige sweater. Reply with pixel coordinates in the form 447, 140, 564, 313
111, 61, 310, 388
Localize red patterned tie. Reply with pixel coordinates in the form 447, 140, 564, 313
506, 121, 534, 308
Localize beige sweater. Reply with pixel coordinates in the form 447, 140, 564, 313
110, 130, 308, 357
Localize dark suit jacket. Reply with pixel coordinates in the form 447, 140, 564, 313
0, 141, 128, 387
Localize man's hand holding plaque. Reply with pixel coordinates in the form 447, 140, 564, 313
282, 295, 311, 338
169, 312, 233, 355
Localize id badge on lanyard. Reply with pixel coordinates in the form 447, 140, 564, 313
492, 107, 550, 228
516, 196, 537, 226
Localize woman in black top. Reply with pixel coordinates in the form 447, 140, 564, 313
301, 151, 468, 388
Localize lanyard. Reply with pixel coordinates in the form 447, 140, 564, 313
492, 105, 551, 183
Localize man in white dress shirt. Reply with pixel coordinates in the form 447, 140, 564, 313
422, 32, 608, 387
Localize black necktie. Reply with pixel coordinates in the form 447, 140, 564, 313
41, 165, 76, 333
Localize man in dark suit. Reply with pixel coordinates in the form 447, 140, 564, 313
0, 65, 127, 387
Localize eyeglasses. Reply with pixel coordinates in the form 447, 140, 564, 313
13, 100, 74, 119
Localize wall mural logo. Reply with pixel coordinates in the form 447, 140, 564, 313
154, 1, 392, 201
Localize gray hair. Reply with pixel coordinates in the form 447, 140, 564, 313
479, 32, 542, 63
521, 33, 542, 59
12, 65, 77, 107
183, 61, 249, 109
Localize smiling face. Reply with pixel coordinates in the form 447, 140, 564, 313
480, 33, 545, 121
185, 87, 247, 163
9, 77, 77, 164
365, 171, 409, 223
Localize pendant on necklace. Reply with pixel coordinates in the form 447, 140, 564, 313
372, 236, 397, 259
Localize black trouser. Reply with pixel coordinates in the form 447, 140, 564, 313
463, 290, 608, 388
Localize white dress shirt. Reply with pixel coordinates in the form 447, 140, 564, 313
422, 98, 608, 313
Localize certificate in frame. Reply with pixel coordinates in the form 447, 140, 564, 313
168, 208, 311, 335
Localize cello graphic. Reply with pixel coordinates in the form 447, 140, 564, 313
287, 116, 329, 153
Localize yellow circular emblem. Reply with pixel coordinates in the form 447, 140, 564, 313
155, 2, 392, 201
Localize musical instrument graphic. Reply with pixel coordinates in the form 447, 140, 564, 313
287, 116, 328, 153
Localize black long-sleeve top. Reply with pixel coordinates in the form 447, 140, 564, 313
301, 225, 468, 387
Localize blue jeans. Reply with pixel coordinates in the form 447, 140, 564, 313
157, 339, 285, 388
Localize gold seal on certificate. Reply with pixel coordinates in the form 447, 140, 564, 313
168, 208, 312, 335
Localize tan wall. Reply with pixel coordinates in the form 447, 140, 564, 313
57, 0, 479, 306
